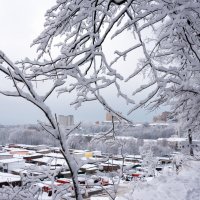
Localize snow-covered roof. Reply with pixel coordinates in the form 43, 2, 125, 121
15, 144, 37, 148
106, 159, 133, 166
0, 158, 25, 164
36, 181, 62, 188
11, 168, 30, 174
4, 147, 29, 152
45, 153, 64, 159
37, 144, 50, 147
100, 163, 119, 166
149, 123, 169, 126
80, 164, 97, 169
126, 155, 142, 159
73, 150, 85, 154
32, 157, 67, 166
37, 149, 51, 152
0, 153, 12, 156
86, 167, 98, 171
90, 197, 109, 200
0, 172, 21, 183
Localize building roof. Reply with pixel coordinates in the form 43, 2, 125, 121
80, 164, 97, 169
32, 157, 67, 166
0, 153, 12, 156
149, 123, 169, 126
4, 147, 29, 152
0, 158, 25, 164
45, 153, 64, 159
0, 172, 21, 183
90, 197, 109, 200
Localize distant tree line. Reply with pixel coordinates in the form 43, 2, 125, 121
0, 123, 174, 156
0, 124, 58, 146
77, 123, 176, 139
117, 124, 176, 139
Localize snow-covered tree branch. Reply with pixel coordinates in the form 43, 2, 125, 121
1, 0, 200, 199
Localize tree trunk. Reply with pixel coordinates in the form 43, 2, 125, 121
188, 129, 194, 156
59, 141, 83, 200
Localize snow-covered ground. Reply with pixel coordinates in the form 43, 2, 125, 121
117, 160, 200, 200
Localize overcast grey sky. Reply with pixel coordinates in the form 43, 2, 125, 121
0, 0, 165, 125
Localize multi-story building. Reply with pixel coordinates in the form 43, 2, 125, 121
58, 115, 74, 126
105, 112, 118, 121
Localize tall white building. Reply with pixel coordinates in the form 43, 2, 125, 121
58, 115, 74, 126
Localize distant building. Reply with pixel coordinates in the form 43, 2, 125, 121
153, 112, 170, 123
58, 115, 74, 126
105, 112, 118, 121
